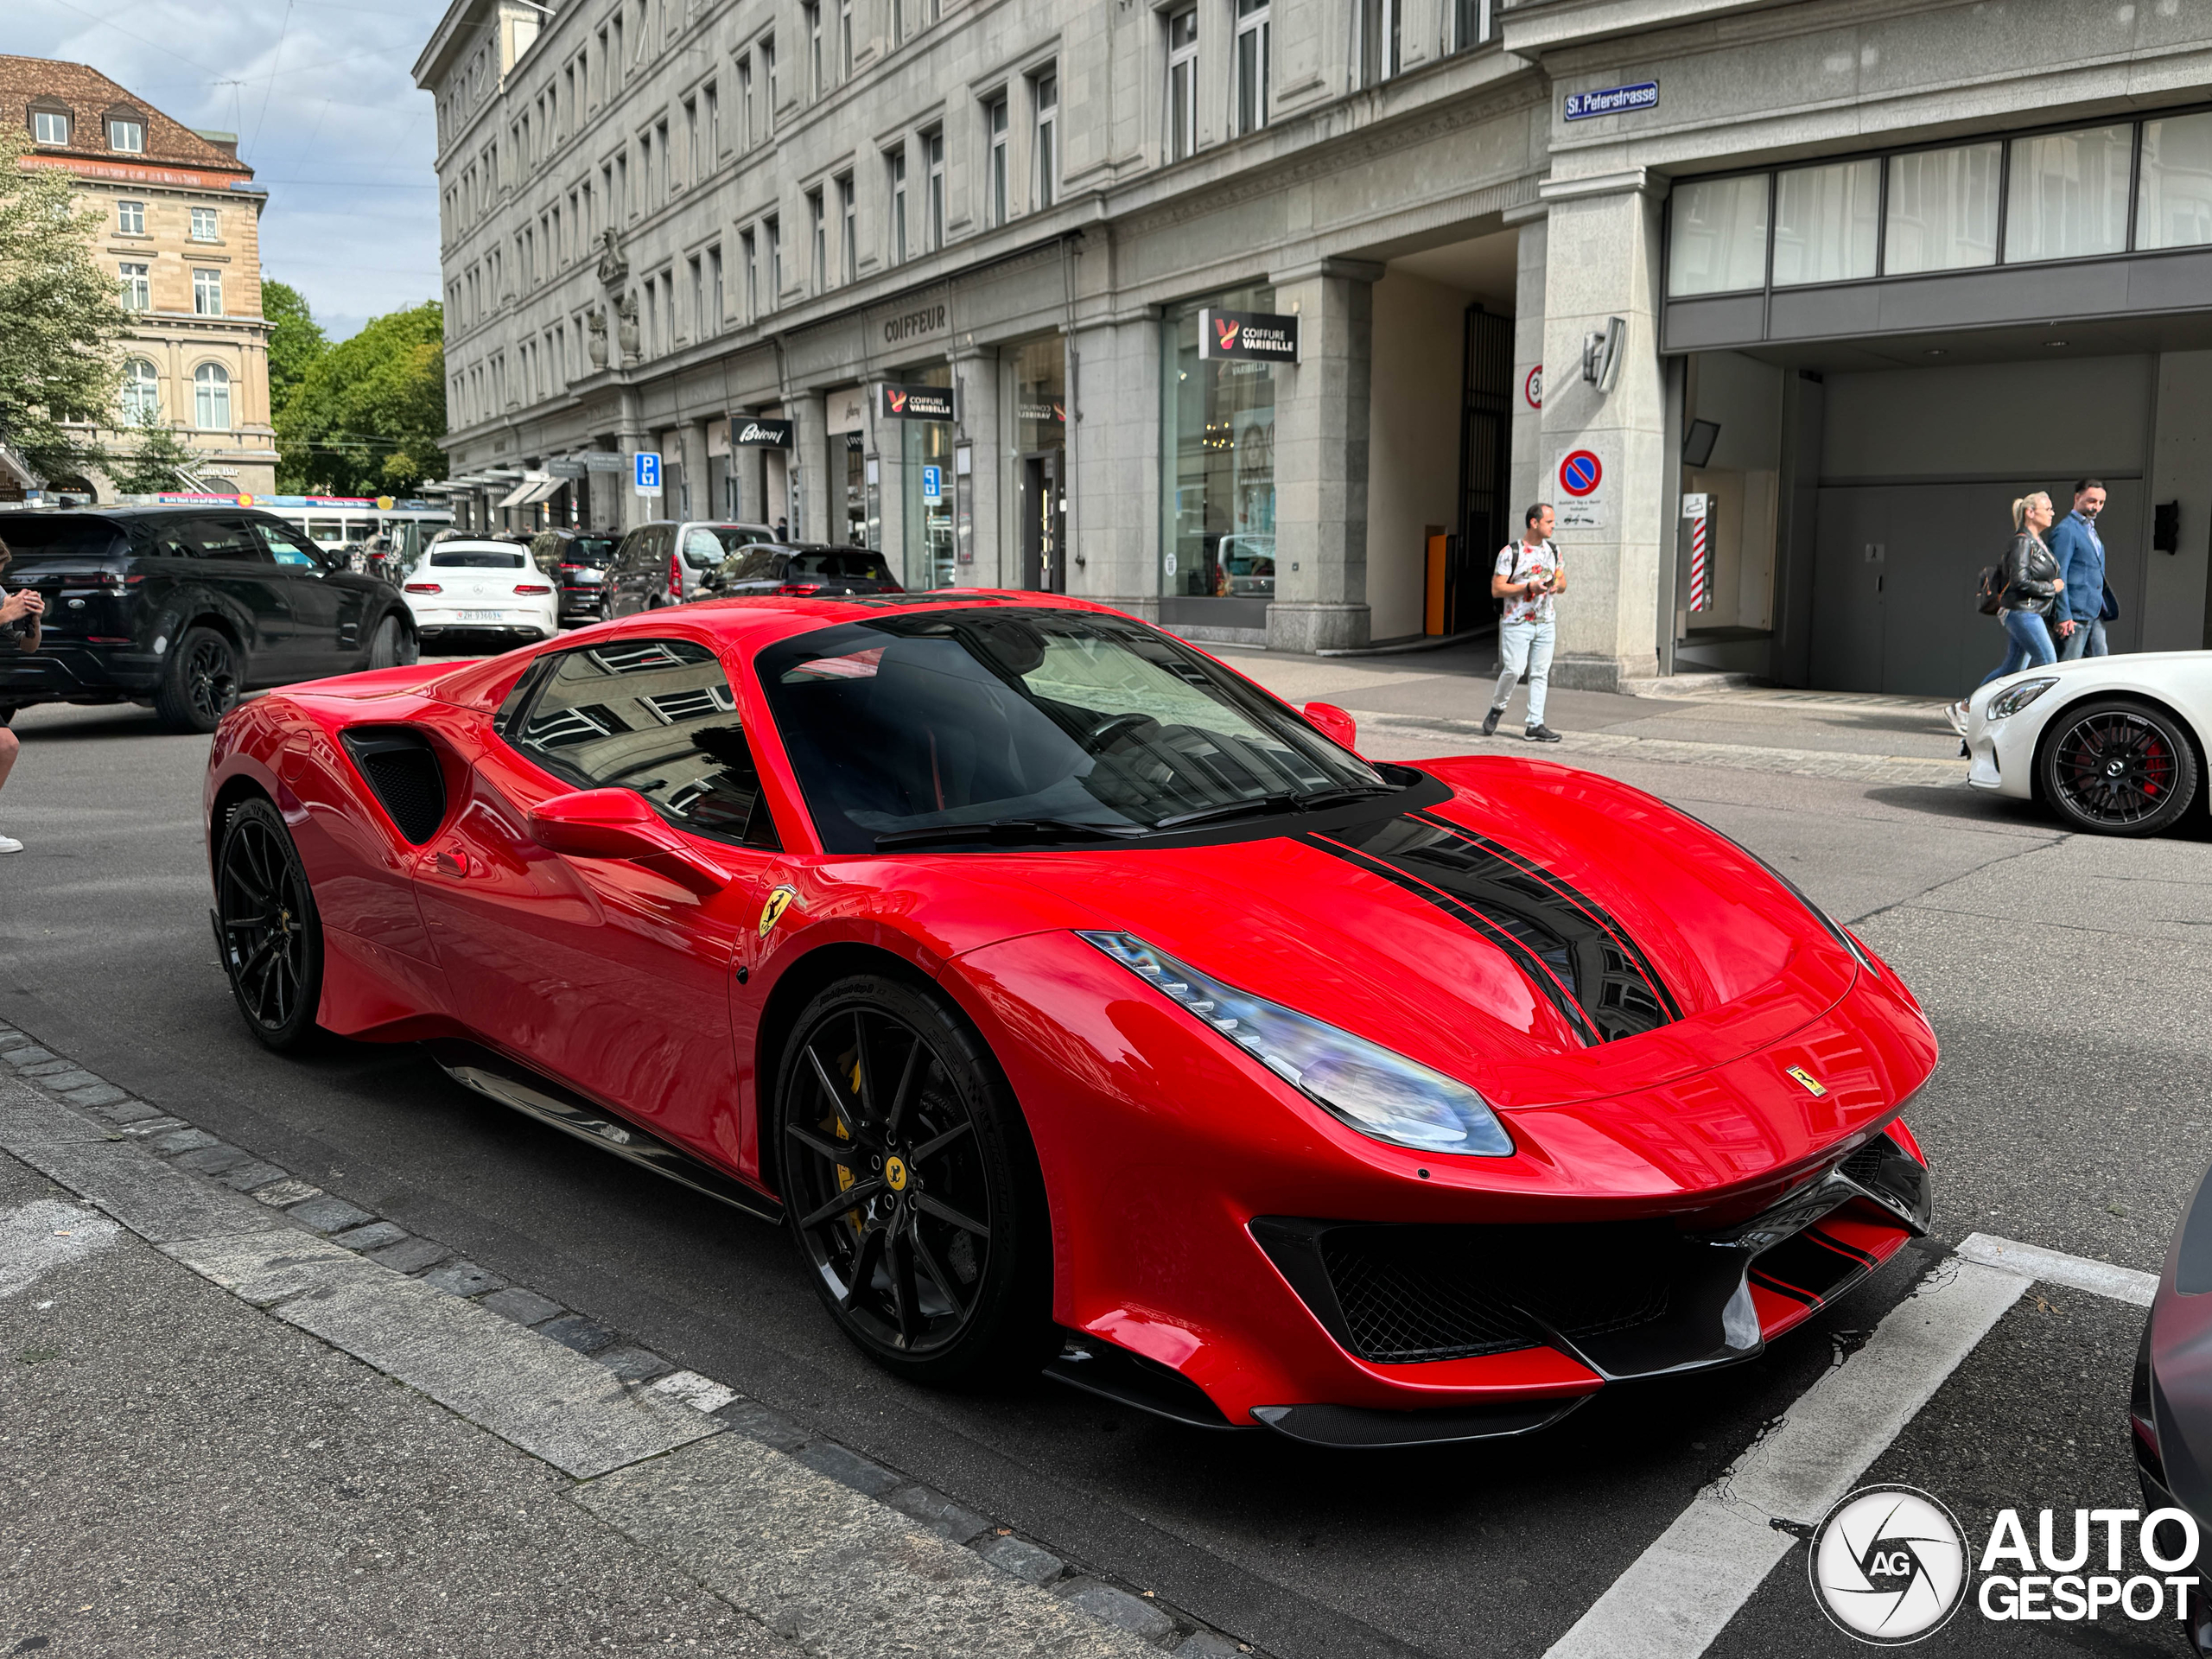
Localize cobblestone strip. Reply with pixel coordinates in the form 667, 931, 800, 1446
1366, 714, 1969, 787
0, 1024, 1255, 1659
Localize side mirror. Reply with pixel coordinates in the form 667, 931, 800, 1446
527, 788, 728, 895
1303, 701, 1359, 752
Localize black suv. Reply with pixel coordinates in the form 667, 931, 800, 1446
528, 528, 624, 622
701, 543, 906, 599
0, 506, 417, 733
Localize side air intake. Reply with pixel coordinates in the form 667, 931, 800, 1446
341, 728, 448, 843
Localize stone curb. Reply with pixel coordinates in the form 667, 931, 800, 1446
1366, 712, 1968, 786
0, 1023, 1258, 1659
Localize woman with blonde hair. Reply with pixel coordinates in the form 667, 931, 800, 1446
1947, 492, 2065, 731
0, 536, 44, 854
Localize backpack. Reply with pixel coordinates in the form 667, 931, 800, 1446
1497, 539, 1554, 618
1974, 563, 2005, 616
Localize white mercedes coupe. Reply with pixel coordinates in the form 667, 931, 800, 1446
1963, 652, 2212, 836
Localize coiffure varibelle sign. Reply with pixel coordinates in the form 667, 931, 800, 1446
879, 384, 957, 422
1198, 308, 1300, 365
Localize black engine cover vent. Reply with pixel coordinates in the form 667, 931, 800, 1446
341, 727, 448, 844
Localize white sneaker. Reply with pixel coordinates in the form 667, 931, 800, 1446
0, 833, 22, 854
1943, 699, 1970, 737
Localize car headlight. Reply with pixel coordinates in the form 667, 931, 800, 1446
1078, 931, 1512, 1157
1986, 677, 2057, 721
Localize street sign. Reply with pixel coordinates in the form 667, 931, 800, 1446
633, 451, 663, 496
1551, 444, 1610, 529
583, 452, 626, 473
1559, 450, 1602, 498
1564, 80, 1659, 121
544, 458, 588, 479
1524, 365, 1544, 410
922, 464, 943, 505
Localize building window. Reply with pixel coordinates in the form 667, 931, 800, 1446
32, 111, 69, 146
740, 54, 755, 147
1451, 0, 1490, 52
708, 243, 723, 327
1356, 0, 1396, 87
1160, 285, 1278, 608
838, 172, 856, 283
194, 363, 232, 430
705, 82, 719, 157
108, 117, 144, 152
644, 280, 659, 355
117, 199, 145, 235
925, 127, 944, 249
641, 128, 656, 207
2005, 124, 2131, 264
1666, 175, 1768, 296
688, 253, 703, 337
1885, 143, 2001, 275
2139, 111, 2212, 251
1166, 9, 1198, 162
805, 2, 823, 99
766, 214, 782, 298
763, 36, 778, 128
191, 207, 219, 242
193, 269, 224, 315
741, 226, 759, 317
118, 262, 150, 311
987, 95, 1008, 226
891, 148, 908, 263
121, 358, 160, 423
1235, 0, 1270, 132
1033, 73, 1058, 210
684, 96, 699, 185
1771, 159, 1878, 287
839, 0, 854, 81
809, 188, 826, 293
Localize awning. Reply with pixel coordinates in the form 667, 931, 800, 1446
498, 474, 564, 509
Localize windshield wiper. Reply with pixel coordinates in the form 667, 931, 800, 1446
874, 817, 1146, 851
1150, 784, 1395, 832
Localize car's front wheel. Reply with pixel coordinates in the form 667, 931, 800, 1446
2038, 697, 2201, 836
154, 626, 239, 734
777, 973, 1051, 1384
365, 613, 416, 669
215, 796, 325, 1050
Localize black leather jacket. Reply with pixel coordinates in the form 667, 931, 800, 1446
2001, 532, 2063, 615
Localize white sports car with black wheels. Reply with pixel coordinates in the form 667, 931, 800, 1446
1963, 652, 2212, 836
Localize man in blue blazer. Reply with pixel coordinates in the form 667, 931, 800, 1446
2048, 479, 2110, 659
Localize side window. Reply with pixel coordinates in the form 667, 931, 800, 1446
682, 526, 726, 563
187, 517, 273, 561
492, 658, 553, 738
255, 519, 325, 568
506, 639, 780, 849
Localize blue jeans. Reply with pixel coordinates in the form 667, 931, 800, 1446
1979, 609, 2056, 689
1494, 619, 1555, 725
2058, 616, 2108, 660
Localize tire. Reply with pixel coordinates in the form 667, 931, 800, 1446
0, 706, 16, 728
154, 626, 240, 734
365, 613, 416, 669
777, 973, 1052, 1385
214, 796, 325, 1050
2038, 698, 2201, 836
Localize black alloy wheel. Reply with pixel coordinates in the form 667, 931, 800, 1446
778, 974, 1050, 1383
216, 797, 325, 1050
2039, 698, 2200, 837
365, 613, 416, 669
154, 626, 240, 734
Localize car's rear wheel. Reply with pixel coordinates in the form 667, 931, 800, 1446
2038, 698, 2200, 836
778, 973, 1050, 1384
365, 613, 416, 669
215, 797, 324, 1050
155, 626, 239, 734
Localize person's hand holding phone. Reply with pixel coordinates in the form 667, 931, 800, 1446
0, 588, 43, 627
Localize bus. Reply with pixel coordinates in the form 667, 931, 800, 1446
128, 493, 454, 568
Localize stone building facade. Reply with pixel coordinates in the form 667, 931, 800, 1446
415, 0, 2212, 689
0, 57, 278, 499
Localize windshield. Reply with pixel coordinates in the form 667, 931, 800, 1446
758, 608, 1389, 853
430, 548, 528, 569
789, 550, 896, 582
566, 537, 620, 565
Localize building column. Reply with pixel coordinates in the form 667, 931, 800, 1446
1535, 170, 1668, 691
1065, 315, 1157, 619
616, 390, 648, 531
952, 344, 1001, 587
791, 391, 830, 543
1266, 257, 1381, 653
1506, 207, 1548, 535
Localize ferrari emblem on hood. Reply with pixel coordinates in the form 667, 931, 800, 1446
1786, 1065, 1827, 1097
758, 887, 796, 938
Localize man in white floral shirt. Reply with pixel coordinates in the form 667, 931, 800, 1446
1482, 502, 1567, 742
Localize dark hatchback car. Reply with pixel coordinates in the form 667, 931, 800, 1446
2136, 1162, 2212, 1654
527, 528, 623, 623
701, 543, 905, 599
0, 506, 416, 733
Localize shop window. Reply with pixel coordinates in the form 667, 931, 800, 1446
1772, 159, 1878, 287
1667, 175, 1769, 297
1011, 338, 1067, 591
898, 365, 956, 590
1160, 287, 1277, 612
1884, 143, 1999, 275
2139, 111, 2212, 251
2005, 125, 2130, 264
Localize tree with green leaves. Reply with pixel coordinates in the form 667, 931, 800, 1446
274, 302, 446, 496
262, 278, 327, 419
106, 409, 201, 495
0, 125, 130, 480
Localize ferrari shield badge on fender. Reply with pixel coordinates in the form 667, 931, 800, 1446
758, 887, 797, 939
1787, 1065, 1827, 1097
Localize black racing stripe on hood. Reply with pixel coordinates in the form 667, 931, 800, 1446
1304, 811, 1681, 1045
1300, 830, 1605, 1046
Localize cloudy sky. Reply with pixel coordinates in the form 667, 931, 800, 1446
18, 0, 451, 343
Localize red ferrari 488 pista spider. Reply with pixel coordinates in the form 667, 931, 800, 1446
203, 593, 1936, 1447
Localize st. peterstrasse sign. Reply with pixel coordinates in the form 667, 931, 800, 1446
1565, 80, 1659, 120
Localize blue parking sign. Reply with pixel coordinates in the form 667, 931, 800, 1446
634, 450, 663, 494
922, 464, 943, 505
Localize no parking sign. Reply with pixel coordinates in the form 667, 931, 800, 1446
1551, 443, 1609, 529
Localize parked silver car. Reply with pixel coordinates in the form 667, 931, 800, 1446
603, 520, 775, 616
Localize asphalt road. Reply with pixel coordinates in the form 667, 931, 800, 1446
1, 656, 2202, 1658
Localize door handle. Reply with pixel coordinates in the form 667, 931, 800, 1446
435, 849, 470, 877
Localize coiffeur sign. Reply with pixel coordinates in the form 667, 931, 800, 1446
1198, 308, 1300, 364
879, 384, 957, 421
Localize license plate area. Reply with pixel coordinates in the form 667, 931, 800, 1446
458, 609, 504, 622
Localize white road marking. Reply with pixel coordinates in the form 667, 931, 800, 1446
1955, 1231, 2158, 1306
0, 1198, 123, 1298
1545, 1232, 2161, 1659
